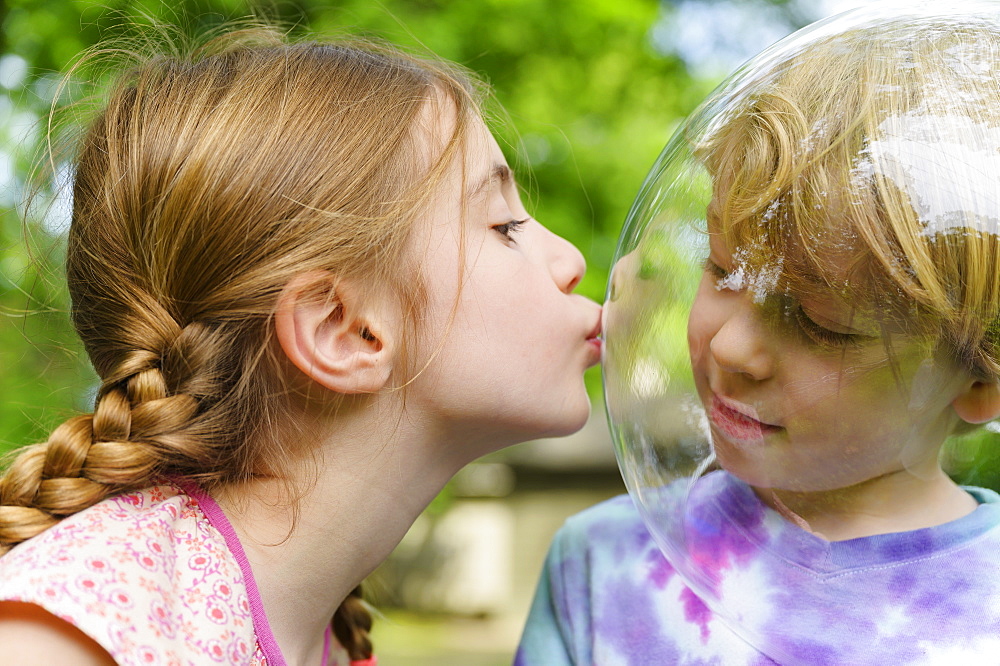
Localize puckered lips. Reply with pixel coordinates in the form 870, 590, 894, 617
585, 311, 603, 366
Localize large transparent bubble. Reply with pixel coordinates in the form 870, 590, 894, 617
604, 2, 1000, 662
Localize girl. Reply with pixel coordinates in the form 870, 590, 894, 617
518, 4, 1000, 665
0, 27, 602, 666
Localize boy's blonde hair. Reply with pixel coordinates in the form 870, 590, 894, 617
700, 15, 1000, 379
0, 26, 484, 659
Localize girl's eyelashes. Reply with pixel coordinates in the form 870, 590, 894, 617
493, 217, 528, 242
793, 306, 860, 347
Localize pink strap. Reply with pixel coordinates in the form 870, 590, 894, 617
178, 481, 374, 666
321, 626, 331, 666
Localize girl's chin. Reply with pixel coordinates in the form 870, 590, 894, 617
539, 402, 593, 439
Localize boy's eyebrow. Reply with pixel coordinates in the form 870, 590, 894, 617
469, 163, 512, 200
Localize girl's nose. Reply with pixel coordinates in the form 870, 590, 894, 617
709, 302, 774, 381
544, 227, 586, 294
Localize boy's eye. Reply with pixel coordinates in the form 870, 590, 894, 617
793, 306, 860, 348
493, 218, 527, 241
704, 258, 728, 279
704, 258, 736, 290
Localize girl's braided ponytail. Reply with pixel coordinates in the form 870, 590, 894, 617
0, 308, 235, 553
1, 25, 482, 659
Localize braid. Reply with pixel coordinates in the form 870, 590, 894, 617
0, 311, 231, 554
0, 398, 157, 554
332, 584, 374, 661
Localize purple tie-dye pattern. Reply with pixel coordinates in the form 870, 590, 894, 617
887, 568, 916, 597
680, 586, 712, 643
639, 471, 771, 606
687, 473, 769, 568
596, 571, 683, 663
645, 546, 674, 589
517, 472, 1000, 665
697, 474, 1000, 663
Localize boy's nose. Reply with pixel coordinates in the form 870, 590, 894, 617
544, 227, 586, 294
709, 302, 774, 381
607, 249, 640, 303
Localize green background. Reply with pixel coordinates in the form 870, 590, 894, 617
0, 0, 716, 453
3, 0, 999, 488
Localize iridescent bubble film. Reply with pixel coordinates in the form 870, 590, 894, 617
603, 2, 1000, 661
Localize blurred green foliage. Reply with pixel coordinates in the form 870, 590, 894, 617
0, 0, 725, 455
7, 0, 996, 492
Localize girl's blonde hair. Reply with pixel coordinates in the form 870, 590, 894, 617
700, 15, 1000, 379
0, 26, 482, 660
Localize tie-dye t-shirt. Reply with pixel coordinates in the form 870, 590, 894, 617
516, 471, 1000, 665
0, 482, 347, 666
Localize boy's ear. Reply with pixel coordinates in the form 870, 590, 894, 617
274, 271, 395, 395
952, 380, 1000, 424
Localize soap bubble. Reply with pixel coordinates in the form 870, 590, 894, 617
604, 2, 1000, 661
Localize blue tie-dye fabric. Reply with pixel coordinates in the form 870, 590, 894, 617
515, 471, 1000, 665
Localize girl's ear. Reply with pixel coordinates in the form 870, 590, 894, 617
274, 271, 396, 394
952, 380, 1000, 424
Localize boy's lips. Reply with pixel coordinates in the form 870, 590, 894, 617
709, 395, 781, 444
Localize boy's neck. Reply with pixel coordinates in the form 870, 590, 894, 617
756, 467, 979, 541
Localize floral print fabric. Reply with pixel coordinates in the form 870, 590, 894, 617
0, 483, 270, 665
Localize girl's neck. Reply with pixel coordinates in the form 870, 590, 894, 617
757, 466, 979, 542
212, 399, 469, 666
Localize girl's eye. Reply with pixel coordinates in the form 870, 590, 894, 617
493, 218, 527, 241
793, 306, 860, 347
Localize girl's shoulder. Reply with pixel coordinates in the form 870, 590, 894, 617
0, 483, 203, 570
0, 483, 220, 580
0, 484, 260, 665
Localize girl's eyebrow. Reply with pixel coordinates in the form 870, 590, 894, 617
469, 163, 512, 200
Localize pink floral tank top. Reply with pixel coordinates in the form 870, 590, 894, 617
0, 482, 365, 665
